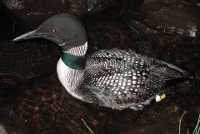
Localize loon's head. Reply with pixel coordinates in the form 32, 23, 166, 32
13, 13, 88, 52
13, 13, 88, 70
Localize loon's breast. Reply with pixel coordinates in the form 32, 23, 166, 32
56, 58, 85, 101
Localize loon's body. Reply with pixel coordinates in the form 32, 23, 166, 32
13, 13, 195, 111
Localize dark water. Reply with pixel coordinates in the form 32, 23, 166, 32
0, 1, 200, 134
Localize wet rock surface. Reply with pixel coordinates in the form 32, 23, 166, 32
2, 0, 116, 26
2, 0, 68, 26
0, 0, 200, 134
3, 0, 200, 38
117, 0, 200, 38
142, 0, 200, 38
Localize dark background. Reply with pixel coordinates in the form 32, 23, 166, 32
0, 0, 200, 133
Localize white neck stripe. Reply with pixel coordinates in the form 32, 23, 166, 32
63, 42, 88, 56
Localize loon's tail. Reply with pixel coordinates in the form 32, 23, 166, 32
165, 73, 195, 93
161, 61, 195, 94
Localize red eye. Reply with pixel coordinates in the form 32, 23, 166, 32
51, 29, 56, 32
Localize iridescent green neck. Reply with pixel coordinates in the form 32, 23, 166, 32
62, 53, 86, 70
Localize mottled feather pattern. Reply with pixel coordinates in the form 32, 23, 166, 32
77, 48, 193, 110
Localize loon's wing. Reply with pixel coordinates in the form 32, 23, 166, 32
83, 48, 193, 110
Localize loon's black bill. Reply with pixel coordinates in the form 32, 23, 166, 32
13, 29, 41, 41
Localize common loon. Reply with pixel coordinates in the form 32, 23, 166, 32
13, 13, 195, 111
